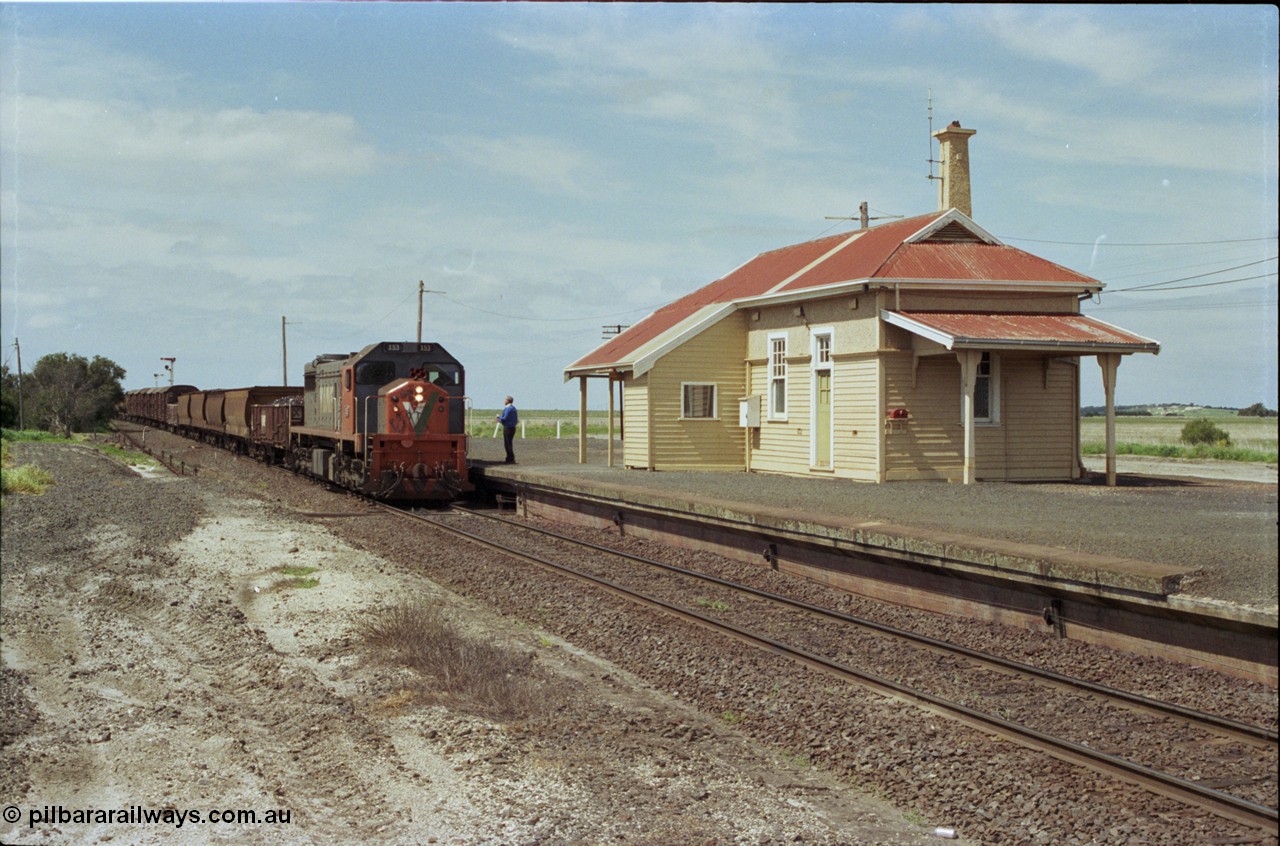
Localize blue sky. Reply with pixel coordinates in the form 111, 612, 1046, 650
2, 4, 1276, 411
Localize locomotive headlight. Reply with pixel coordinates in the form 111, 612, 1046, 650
414, 386, 425, 398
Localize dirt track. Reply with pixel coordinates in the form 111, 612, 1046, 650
1, 442, 932, 846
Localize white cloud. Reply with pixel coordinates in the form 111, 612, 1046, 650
975, 7, 1275, 109
500, 12, 802, 161
8, 94, 379, 186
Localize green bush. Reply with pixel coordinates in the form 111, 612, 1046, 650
1180, 419, 1232, 446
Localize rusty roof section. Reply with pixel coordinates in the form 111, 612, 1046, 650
567, 230, 856, 372
566, 211, 1109, 376
884, 311, 1160, 354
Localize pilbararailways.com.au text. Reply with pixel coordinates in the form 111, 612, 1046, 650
6, 804, 292, 829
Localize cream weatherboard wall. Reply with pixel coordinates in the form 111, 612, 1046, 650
744, 296, 882, 480
642, 313, 746, 470
882, 351, 1080, 482
621, 371, 652, 469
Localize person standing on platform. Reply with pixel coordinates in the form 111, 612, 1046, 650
497, 396, 518, 464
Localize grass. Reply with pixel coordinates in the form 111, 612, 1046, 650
278, 565, 320, 577
359, 602, 545, 720
1, 463, 56, 496
270, 576, 320, 590
1, 434, 57, 496
1080, 415, 1278, 463
1, 428, 159, 473
694, 597, 732, 612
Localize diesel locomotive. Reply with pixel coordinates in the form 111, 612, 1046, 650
123, 341, 472, 501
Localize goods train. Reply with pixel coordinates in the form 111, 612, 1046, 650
123, 341, 472, 501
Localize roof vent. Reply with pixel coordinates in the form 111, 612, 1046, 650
921, 220, 986, 244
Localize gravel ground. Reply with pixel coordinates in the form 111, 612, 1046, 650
3, 435, 1276, 845
1, 441, 934, 846
470, 436, 1278, 610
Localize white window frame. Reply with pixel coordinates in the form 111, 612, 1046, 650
680, 382, 718, 420
971, 352, 1001, 425
768, 332, 788, 421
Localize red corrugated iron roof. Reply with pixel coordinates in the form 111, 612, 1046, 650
885, 311, 1160, 353
874, 242, 1097, 284
568, 231, 853, 370
566, 211, 1111, 374
777, 213, 941, 291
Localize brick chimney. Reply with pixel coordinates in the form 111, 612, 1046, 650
932, 120, 976, 217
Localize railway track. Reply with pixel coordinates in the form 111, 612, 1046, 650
384, 502, 1278, 836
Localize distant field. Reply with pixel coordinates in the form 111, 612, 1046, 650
1079, 415, 1277, 451
467, 408, 621, 439
470, 408, 1278, 463
1079, 415, 1277, 462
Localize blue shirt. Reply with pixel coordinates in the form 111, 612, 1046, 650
499, 405, 518, 428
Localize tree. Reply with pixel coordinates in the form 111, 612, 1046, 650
0, 364, 22, 428
1238, 403, 1277, 418
27, 353, 126, 436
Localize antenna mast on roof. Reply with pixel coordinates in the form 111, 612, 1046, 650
927, 89, 943, 190
824, 201, 902, 230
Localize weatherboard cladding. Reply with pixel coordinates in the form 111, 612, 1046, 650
567, 210, 1105, 374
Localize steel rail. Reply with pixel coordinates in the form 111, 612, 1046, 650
390, 503, 1278, 835
448, 505, 1277, 747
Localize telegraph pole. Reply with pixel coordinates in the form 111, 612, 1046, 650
13, 337, 24, 430
281, 316, 288, 385
417, 283, 446, 343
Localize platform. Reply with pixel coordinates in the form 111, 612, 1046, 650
468, 439, 1277, 684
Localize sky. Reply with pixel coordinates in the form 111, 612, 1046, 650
1, 4, 1276, 412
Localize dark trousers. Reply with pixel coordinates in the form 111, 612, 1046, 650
503, 425, 516, 463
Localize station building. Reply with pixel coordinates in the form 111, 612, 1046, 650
564, 123, 1159, 485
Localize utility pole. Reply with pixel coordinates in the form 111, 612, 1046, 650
281, 316, 288, 385
417, 283, 446, 343
13, 337, 24, 430
161, 357, 175, 387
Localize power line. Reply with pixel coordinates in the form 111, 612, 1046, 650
1001, 234, 1277, 247
1108, 257, 1277, 292
1115, 272, 1276, 293
1088, 298, 1277, 314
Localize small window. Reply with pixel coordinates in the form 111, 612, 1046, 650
966, 352, 1000, 424
815, 333, 832, 366
681, 383, 717, 419
769, 334, 788, 419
